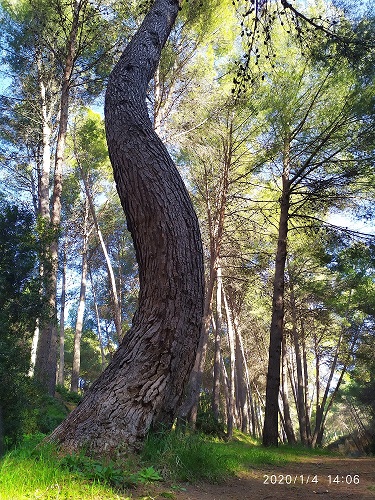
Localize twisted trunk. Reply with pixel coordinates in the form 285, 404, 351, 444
49, 0, 204, 453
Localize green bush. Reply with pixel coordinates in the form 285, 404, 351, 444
196, 392, 226, 437
141, 430, 231, 482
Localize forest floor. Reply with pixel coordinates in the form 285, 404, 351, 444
141, 456, 375, 500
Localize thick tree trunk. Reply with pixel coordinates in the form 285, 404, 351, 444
49, 0, 204, 453
263, 138, 290, 447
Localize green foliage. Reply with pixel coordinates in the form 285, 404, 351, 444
196, 392, 225, 436
60, 450, 162, 488
55, 384, 82, 406
63, 327, 103, 389
0, 202, 42, 451
142, 430, 235, 482
60, 452, 127, 487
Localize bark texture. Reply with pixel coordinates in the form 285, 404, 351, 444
49, 0, 204, 453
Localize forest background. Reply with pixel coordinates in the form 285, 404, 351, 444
0, 0, 374, 460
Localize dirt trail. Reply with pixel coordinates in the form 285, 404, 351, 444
165, 457, 375, 500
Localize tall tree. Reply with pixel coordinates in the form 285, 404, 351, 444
49, 0, 204, 453
258, 48, 373, 445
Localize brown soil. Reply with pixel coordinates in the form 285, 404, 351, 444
141, 457, 375, 500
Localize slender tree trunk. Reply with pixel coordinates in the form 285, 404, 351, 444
177, 266, 214, 428
288, 266, 308, 445
263, 185, 290, 444
236, 324, 257, 436
57, 241, 67, 386
49, 0, 204, 453
301, 319, 312, 443
81, 173, 122, 343
29, 63, 52, 377
34, 1, 81, 395
235, 328, 249, 433
212, 266, 223, 422
263, 137, 290, 447
281, 335, 296, 444
178, 115, 232, 427
90, 267, 106, 372
70, 199, 89, 393
312, 331, 343, 447
223, 288, 236, 439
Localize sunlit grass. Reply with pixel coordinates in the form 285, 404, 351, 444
0, 431, 339, 499
140, 429, 336, 482
0, 436, 131, 500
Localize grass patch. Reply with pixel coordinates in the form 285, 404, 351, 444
0, 431, 340, 499
141, 430, 338, 483
0, 435, 135, 500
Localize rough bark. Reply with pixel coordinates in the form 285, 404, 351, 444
49, 0, 204, 453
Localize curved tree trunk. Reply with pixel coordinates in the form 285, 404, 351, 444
49, 0, 204, 453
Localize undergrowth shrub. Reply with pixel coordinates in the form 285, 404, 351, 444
141, 430, 231, 482
196, 392, 225, 437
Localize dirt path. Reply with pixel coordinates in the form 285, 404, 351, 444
154, 457, 375, 500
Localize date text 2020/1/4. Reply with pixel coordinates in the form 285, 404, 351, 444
263, 474, 360, 485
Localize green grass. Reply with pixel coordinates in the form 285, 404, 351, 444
140, 430, 336, 483
0, 431, 339, 499
0, 435, 133, 500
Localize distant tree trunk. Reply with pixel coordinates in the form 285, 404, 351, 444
81, 172, 123, 343
281, 334, 296, 444
176, 266, 214, 427
178, 114, 232, 427
90, 267, 106, 372
57, 241, 67, 386
288, 267, 308, 445
263, 137, 290, 447
70, 199, 89, 393
29, 60, 52, 377
235, 328, 249, 433
48, 0, 204, 453
301, 319, 312, 443
223, 288, 236, 439
34, 0, 81, 395
236, 324, 257, 436
212, 266, 223, 422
